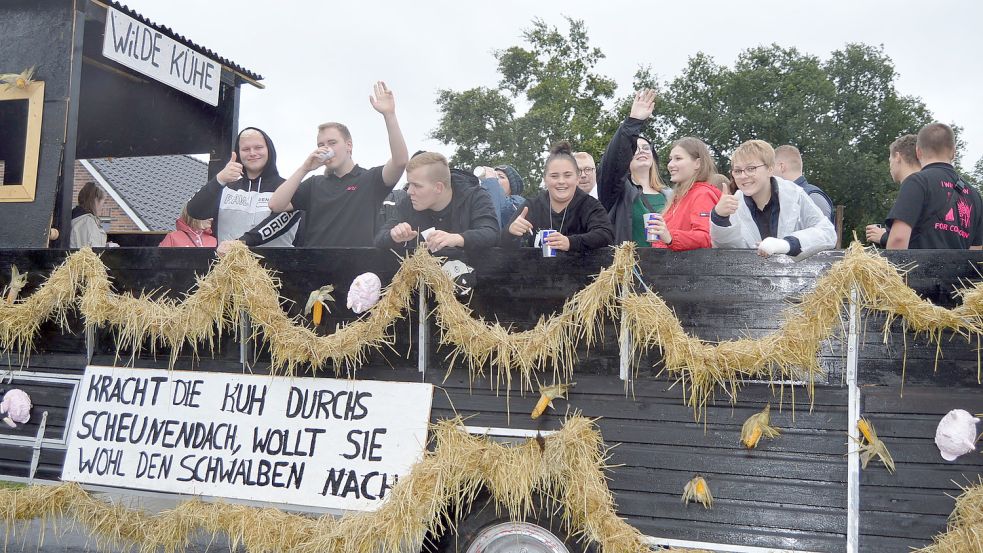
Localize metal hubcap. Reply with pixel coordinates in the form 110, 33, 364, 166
465, 521, 571, 553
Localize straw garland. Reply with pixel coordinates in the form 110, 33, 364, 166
0, 416, 650, 553
1, 242, 981, 416
621, 242, 981, 416
915, 479, 983, 553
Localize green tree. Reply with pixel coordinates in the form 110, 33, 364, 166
431, 17, 615, 191
970, 157, 983, 186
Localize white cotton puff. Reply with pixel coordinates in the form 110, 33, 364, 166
935, 409, 979, 461
0, 389, 32, 426
347, 272, 382, 314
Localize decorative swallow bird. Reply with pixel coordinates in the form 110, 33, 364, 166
5, 265, 27, 304
304, 284, 335, 325
0, 66, 36, 91
531, 382, 574, 419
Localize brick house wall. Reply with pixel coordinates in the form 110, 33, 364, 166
73, 161, 142, 232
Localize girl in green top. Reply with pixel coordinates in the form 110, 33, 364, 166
597, 89, 672, 247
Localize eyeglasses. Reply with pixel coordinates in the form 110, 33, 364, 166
578, 167, 596, 175
635, 143, 652, 152
731, 164, 766, 177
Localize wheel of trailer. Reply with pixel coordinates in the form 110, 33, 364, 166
428, 493, 593, 553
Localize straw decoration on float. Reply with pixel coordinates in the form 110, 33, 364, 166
0, 416, 652, 553
1, 242, 982, 419
915, 479, 983, 553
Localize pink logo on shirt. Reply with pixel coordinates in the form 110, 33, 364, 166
958, 199, 973, 228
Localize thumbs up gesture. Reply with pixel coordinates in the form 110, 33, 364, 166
216, 152, 243, 185
509, 206, 533, 237
714, 192, 739, 217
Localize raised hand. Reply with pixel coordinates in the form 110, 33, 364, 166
544, 231, 571, 252
714, 193, 739, 217
629, 89, 657, 121
369, 81, 396, 115
390, 222, 419, 243
216, 152, 243, 185
508, 206, 533, 237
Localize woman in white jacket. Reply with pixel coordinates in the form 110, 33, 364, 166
70, 182, 108, 248
710, 140, 836, 260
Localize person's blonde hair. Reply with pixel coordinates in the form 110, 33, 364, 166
668, 137, 716, 208
406, 151, 451, 187
179, 205, 210, 232
317, 122, 352, 142
77, 182, 105, 215
732, 139, 776, 168
773, 144, 802, 172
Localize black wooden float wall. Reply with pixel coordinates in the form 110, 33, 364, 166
0, 247, 981, 552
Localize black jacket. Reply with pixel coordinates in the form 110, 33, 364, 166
501, 188, 614, 252
186, 127, 301, 246
374, 170, 499, 254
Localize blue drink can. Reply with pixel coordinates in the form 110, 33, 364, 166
644, 213, 661, 242
539, 229, 557, 257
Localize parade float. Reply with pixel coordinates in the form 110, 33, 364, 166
0, 2, 980, 552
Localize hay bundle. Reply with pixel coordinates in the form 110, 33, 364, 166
916, 480, 983, 553
0, 416, 648, 553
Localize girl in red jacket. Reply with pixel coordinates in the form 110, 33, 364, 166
159, 206, 217, 248
650, 137, 722, 251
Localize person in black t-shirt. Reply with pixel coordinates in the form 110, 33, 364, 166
268, 81, 408, 247
885, 123, 983, 250
865, 134, 920, 247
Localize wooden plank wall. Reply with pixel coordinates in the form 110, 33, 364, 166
1, 247, 981, 552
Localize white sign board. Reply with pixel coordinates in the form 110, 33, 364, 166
63, 366, 433, 512
102, 8, 221, 106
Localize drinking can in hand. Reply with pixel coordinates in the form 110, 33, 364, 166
644, 213, 660, 242
539, 229, 557, 257
317, 148, 336, 162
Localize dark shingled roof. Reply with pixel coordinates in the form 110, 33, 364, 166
86, 155, 209, 232
108, 1, 263, 83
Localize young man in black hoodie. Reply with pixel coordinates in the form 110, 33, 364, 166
375, 152, 499, 255
186, 127, 300, 250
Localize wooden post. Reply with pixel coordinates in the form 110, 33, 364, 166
835, 205, 845, 249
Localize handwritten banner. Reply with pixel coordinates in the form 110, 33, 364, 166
62, 366, 433, 511
102, 8, 221, 106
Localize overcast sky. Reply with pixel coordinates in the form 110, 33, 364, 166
122, 0, 983, 177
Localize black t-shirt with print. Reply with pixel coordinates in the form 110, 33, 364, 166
886, 162, 983, 249
291, 165, 391, 247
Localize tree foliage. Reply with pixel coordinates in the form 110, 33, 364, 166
432, 20, 955, 240
431, 17, 615, 190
